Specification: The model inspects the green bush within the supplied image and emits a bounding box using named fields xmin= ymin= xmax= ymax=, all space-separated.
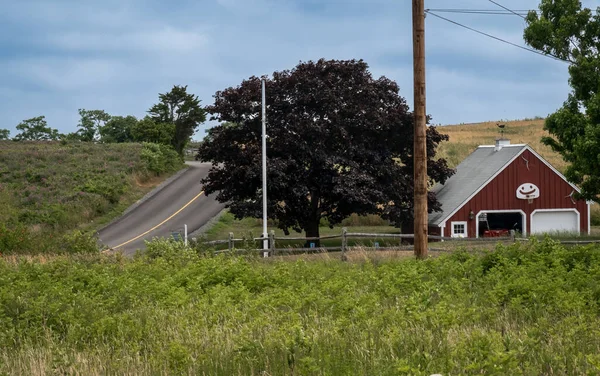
xmin=58 ymin=231 xmax=100 ymax=254
xmin=0 ymin=223 xmax=30 ymax=254
xmin=140 ymin=142 xmax=182 ymax=175
xmin=591 ymin=207 xmax=600 ymax=226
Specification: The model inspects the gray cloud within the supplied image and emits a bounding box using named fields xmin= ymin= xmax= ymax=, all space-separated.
xmin=1 ymin=0 xmax=598 ymax=138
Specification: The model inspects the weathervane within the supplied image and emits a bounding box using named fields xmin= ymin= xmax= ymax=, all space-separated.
xmin=497 ymin=123 xmax=506 ymax=138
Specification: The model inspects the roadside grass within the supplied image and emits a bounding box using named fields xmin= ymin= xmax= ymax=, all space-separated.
xmin=3 ymin=239 xmax=600 ymax=374
xmin=200 ymin=212 xmax=402 ymax=250
xmin=0 ymin=141 xmax=183 ymax=255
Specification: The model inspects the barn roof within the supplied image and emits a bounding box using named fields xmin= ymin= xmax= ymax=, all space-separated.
xmin=428 ymin=143 xmax=527 ymax=226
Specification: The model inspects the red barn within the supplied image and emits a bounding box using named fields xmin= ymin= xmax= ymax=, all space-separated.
xmin=429 ymin=139 xmax=590 ymax=238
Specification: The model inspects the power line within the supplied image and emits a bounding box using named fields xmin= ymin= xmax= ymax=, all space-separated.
xmin=427 ymin=8 xmax=532 ymax=15
xmin=487 ymin=0 xmax=579 ymax=56
xmin=424 ymin=10 xmax=571 ymax=63
xmin=427 ymin=8 xmax=598 ymax=15
xmin=487 ymin=0 xmax=527 ymax=19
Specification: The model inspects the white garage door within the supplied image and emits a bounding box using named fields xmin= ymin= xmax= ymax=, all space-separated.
xmin=531 ymin=210 xmax=579 ymax=234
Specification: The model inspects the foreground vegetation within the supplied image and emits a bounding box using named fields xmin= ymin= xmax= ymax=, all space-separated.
xmin=1 ymin=239 xmax=600 ymax=375
xmin=0 ymin=141 xmax=183 ymax=255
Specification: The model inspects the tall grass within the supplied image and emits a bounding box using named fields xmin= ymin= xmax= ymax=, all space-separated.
xmin=2 ymin=239 xmax=600 ymax=374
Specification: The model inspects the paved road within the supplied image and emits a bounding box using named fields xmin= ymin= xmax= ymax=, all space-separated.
xmin=97 ymin=162 xmax=225 ymax=256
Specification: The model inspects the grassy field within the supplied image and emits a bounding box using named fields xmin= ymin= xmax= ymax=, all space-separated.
xmin=436 ymin=118 xmax=557 ymax=169
xmin=3 ymin=239 xmax=600 ymax=375
xmin=201 ymin=212 xmax=403 ymax=250
xmin=0 ymin=141 xmax=183 ymax=255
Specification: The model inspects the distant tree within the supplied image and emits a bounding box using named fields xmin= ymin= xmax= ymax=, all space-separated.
xmin=131 ymin=116 xmax=175 ymax=145
xmin=60 ymin=132 xmax=82 ymax=141
xmin=148 ymin=85 xmax=206 ymax=156
xmin=14 ymin=116 xmax=60 ymax=141
xmin=99 ymin=115 xmax=137 ymax=143
xmin=77 ymin=109 xmax=111 ymax=142
xmin=524 ymin=0 xmax=600 ymax=200
xmin=197 ymin=59 xmax=453 ymax=244
xmin=0 ymin=129 xmax=9 ymax=140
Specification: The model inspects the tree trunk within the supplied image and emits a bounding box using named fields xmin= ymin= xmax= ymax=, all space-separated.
xmin=304 ymin=219 xmax=320 ymax=248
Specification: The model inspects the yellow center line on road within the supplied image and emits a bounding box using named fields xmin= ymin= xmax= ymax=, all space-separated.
xmin=112 ymin=190 xmax=205 ymax=250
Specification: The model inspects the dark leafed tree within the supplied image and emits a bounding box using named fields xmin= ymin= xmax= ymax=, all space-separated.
xmin=197 ymin=59 xmax=454 ymax=244
xmin=148 ymin=85 xmax=206 ymax=156
xmin=0 ymin=129 xmax=9 ymax=140
xmin=77 ymin=109 xmax=111 ymax=142
xmin=524 ymin=0 xmax=600 ymax=200
xmin=14 ymin=116 xmax=60 ymax=141
xmin=99 ymin=115 xmax=137 ymax=143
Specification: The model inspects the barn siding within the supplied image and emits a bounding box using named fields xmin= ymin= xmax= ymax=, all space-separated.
xmin=441 ymin=149 xmax=588 ymax=237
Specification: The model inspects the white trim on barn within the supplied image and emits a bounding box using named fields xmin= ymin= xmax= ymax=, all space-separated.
xmin=588 ymin=202 xmax=591 ymax=235
xmin=476 ymin=209 xmax=527 ymax=238
xmin=524 ymin=147 xmax=582 ymax=194
xmin=451 ymin=221 xmax=468 ymax=238
xmin=530 ymin=208 xmax=580 ymax=235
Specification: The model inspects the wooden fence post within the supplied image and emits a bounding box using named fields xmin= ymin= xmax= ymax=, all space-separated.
xmin=269 ymin=230 xmax=275 ymax=256
xmin=341 ymin=227 xmax=348 ymax=261
xmin=228 ymin=232 xmax=234 ymax=250
xmin=510 ymin=230 xmax=516 ymax=243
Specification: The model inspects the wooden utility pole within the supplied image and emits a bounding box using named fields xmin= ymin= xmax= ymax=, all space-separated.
xmin=412 ymin=0 xmax=428 ymax=259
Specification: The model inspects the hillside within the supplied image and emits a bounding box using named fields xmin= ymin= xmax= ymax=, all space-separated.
xmin=0 ymin=141 xmax=183 ymax=254
xmin=436 ymin=118 xmax=561 ymax=169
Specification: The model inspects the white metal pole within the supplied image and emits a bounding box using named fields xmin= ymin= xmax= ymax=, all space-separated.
xmin=261 ymin=79 xmax=268 ymax=257
xmin=184 ymin=224 xmax=188 ymax=246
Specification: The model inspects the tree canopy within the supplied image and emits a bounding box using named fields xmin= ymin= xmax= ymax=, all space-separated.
xmin=14 ymin=116 xmax=60 ymax=141
xmin=197 ymin=59 xmax=453 ymax=242
xmin=525 ymin=0 xmax=600 ymax=200
xmin=131 ymin=116 xmax=175 ymax=145
xmin=149 ymin=85 xmax=206 ymax=156
xmin=0 ymin=129 xmax=9 ymax=140
xmin=99 ymin=115 xmax=137 ymax=143
xmin=77 ymin=109 xmax=111 ymax=142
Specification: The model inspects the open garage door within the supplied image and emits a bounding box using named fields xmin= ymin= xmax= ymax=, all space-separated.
xmin=477 ymin=212 xmax=524 ymax=237
xmin=531 ymin=210 xmax=579 ymax=235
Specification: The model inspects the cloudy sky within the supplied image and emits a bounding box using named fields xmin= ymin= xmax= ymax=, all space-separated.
xmin=1 ymin=0 xmax=597 ymax=139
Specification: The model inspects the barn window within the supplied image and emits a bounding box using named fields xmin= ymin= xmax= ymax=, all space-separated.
xmin=451 ymin=221 xmax=468 ymax=237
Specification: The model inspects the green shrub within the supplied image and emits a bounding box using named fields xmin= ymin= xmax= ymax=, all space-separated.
xmin=140 ymin=142 xmax=183 ymax=175
xmin=0 ymin=223 xmax=30 ymax=254
xmin=340 ymin=213 xmax=389 ymax=226
xmin=58 ymin=231 xmax=100 ymax=254
xmin=2 ymin=240 xmax=600 ymax=374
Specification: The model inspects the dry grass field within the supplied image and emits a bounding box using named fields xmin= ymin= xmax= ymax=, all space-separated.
xmin=436 ymin=118 xmax=562 ymax=169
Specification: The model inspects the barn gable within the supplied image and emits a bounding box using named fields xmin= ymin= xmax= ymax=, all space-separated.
xmin=429 ymin=140 xmax=589 ymax=237
xmin=429 ymin=143 xmax=527 ymax=226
